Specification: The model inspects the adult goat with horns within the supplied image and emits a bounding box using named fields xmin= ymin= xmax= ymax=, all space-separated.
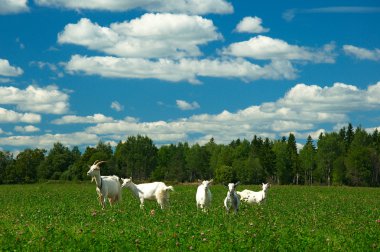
xmin=87 ymin=160 xmax=122 ymax=209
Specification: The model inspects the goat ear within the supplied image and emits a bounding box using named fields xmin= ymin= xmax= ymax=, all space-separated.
xmin=209 ymin=179 xmax=213 ymax=183
xmin=235 ymin=181 xmax=240 ymax=186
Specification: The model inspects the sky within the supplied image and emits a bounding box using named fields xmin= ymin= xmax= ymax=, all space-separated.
xmin=0 ymin=0 xmax=380 ymax=153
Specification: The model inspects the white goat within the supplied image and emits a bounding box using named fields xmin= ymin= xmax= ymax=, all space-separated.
xmin=121 ymin=178 xmax=174 ymax=210
xmin=224 ymin=182 xmax=240 ymax=214
xmin=87 ymin=160 xmax=122 ymax=209
xmin=237 ymin=183 xmax=270 ymax=204
xmin=196 ymin=180 xmax=213 ymax=212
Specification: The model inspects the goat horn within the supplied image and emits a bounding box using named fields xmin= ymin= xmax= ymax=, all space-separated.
xmin=93 ymin=160 xmax=99 ymax=165
xmin=96 ymin=160 xmax=106 ymax=166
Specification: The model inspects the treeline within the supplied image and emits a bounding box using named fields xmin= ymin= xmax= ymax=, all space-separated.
xmin=0 ymin=124 xmax=379 ymax=186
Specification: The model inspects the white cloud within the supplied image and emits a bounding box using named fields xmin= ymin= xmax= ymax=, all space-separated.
xmin=343 ymin=45 xmax=380 ymax=61
xmin=0 ymin=132 xmax=100 ymax=149
xmin=16 ymin=37 xmax=25 ymax=49
xmin=14 ymin=125 xmax=40 ymax=133
xmin=366 ymin=126 xmax=380 ymax=134
xmin=0 ymin=107 xmax=41 ymax=123
xmin=278 ymin=82 xmax=380 ymax=112
xmin=0 ymin=0 xmax=29 ymax=14
xmin=111 ymin=101 xmax=124 ymax=112
xmin=0 ymin=85 xmax=70 ymax=114
xmin=0 ymin=78 xmax=12 ymax=83
xmin=58 ymin=15 xmax=222 ymax=58
xmin=65 ymin=55 xmax=297 ymax=83
xmin=2 ymin=81 xmax=380 ymax=148
xmin=52 ymin=113 xmax=115 ymax=124
xmin=176 ymin=100 xmax=200 ymax=110
xmin=283 ymin=7 xmax=380 ymax=21
xmin=35 ymin=0 xmax=233 ymax=14
xmin=0 ymin=59 xmax=23 ymax=76
xmin=30 ymin=61 xmax=64 ymax=78
xmin=223 ymin=35 xmax=336 ymax=63
xmin=235 ymin=16 xmax=269 ymax=34
xmin=83 ymin=81 xmax=380 ymax=145
xmin=291 ymin=129 xmax=326 ymax=140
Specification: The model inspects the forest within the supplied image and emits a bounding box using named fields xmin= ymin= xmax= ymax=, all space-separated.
xmin=0 ymin=124 xmax=379 ymax=186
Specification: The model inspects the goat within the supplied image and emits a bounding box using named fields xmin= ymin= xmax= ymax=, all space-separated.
xmin=237 ymin=183 xmax=270 ymax=204
xmin=87 ymin=160 xmax=122 ymax=209
xmin=121 ymin=177 xmax=174 ymax=210
xmin=224 ymin=182 xmax=240 ymax=214
xmin=196 ymin=179 xmax=213 ymax=212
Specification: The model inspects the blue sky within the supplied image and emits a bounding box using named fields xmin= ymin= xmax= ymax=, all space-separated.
xmin=0 ymin=0 xmax=380 ymax=153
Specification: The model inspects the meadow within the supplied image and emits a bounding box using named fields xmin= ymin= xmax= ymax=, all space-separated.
xmin=0 ymin=183 xmax=379 ymax=251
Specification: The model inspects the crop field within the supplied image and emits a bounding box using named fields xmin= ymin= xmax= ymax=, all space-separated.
xmin=0 ymin=183 xmax=379 ymax=251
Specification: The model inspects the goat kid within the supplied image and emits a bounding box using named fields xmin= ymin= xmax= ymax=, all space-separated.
xmin=237 ymin=183 xmax=270 ymax=204
xmin=87 ymin=160 xmax=122 ymax=209
xmin=196 ymin=179 xmax=213 ymax=212
xmin=224 ymin=182 xmax=240 ymax=214
xmin=121 ymin=178 xmax=173 ymax=210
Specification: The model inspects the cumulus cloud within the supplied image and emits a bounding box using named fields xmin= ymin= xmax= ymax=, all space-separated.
xmin=65 ymin=54 xmax=297 ymax=83
xmin=343 ymin=45 xmax=380 ymax=61
xmin=0 ymin=59 xmax=23 ymax=77
xmin=277 ymin=82 xmax=380 ymax=112
xmin=58 ymin=15 xmax=222 ymax=59
xmin=35 ymin=0 xmax=233 ymax=14
xmin=0 ymin=107 xmax=41 ymax=123
xmin=176 ymin=100 xmax=200 ymax=110
xmin=111 ymin=101 xmax=124 ymax=112
xmin=52 ymin=113 xmax=115 ymax=124
xmin=3 ymin=81 xmax=380 ymax=149
xmin=235 ymin=16 xmax=269 ymax=34
xmin=82 ymin=81 xmax=380 ymax=145
xmin=0 ymin=0 xmax=29 ymax=14
xmin=223 ymin=35 xmax=336 ymax=63
xmin=0 ymin=85 xmax=70 ymax=114
xmin=14 ymin=125 xmax=40 ymax=133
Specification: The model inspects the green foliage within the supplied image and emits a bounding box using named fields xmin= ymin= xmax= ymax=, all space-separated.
xmin=345 ymin=128 xmax=372 ymax=186
xmin=0 ymin=184 xmax=379 ymax=251
xmin=37 ymin=142 xmax=78 ymax=180
xmin=186 ymin=143 xmax=212 ymax=181
xmin=1 ymin=124 xmax=380 ymax=186
xmin=273 ymin=140 xmax=291 ymax=184
xmin=299 ymin=135 xmax=316 ymax=185
xmin=7 ymin=149 xmax=45 ymax=183
xmin=0 ymin=151 xmax=13 ymax=184
xmin=116 ymin=135 xmax=157 ymax=180
xmin=316 ymin=132 xmax=345 ymax=185
xmin=215 ymin=165 xmax=233 ymax=184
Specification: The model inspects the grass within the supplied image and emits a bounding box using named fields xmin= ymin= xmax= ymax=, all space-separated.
xmin=0 ymin=183 xmax=379 ymax=251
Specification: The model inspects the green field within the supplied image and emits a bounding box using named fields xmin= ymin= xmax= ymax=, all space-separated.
xmin=0 ymin=183 xmax=379 ymax=251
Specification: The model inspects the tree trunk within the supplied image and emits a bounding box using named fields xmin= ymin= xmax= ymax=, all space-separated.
xmin=305 ymin=171 xmax=307 ymax=185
